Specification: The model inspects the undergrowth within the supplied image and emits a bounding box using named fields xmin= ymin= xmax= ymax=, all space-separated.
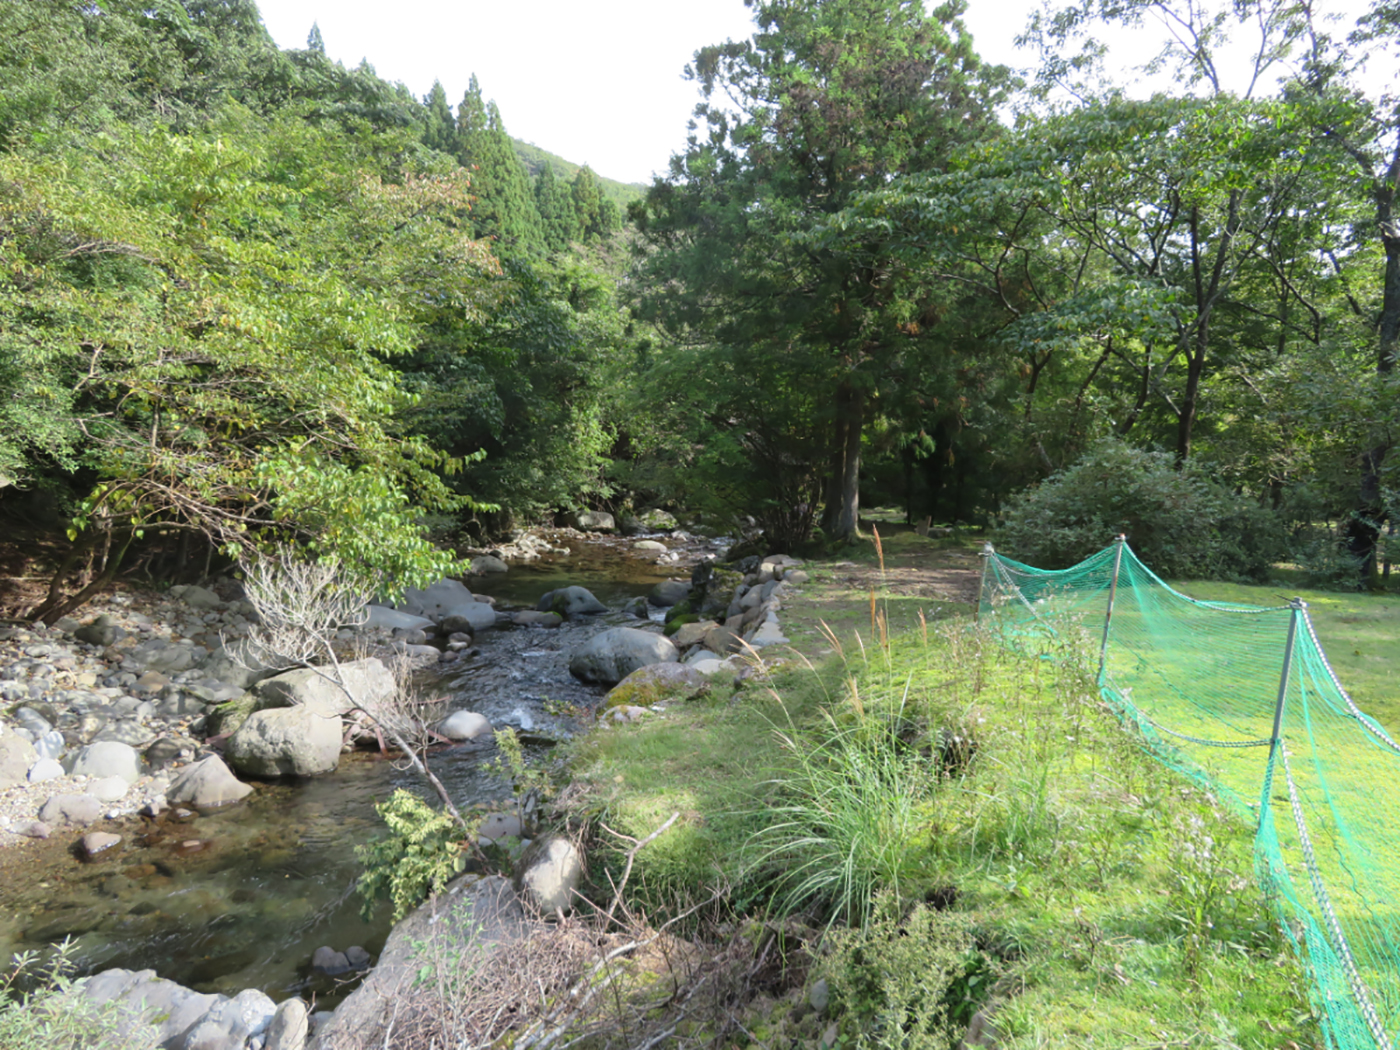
xmin=565 ymin=604 xmax=1322 ymax=1048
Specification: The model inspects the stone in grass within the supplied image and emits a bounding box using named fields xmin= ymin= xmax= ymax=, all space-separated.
xmin=513 ymin=835 xmax=582 ymax=914
xmin=478 ymin=812 xmax=523 ymax=844
xmin=598 ymin=705 xmax=649 ymax=726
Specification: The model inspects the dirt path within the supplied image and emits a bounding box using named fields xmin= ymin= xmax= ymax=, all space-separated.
xmin=774 ymin=524 xmax=984 ymax=661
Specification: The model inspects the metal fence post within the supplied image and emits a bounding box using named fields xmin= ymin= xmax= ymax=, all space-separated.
xmin=1096 ymin=535 xmax=1128 ymax=685
xmin=1259 ymin=597 xmax=1304 ymax=829
xmin=975 ymin=542 xmax=994 ymax=625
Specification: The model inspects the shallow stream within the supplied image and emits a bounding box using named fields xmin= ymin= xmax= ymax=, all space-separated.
xmin=0 ymin=538 xmax=696 ymax=1004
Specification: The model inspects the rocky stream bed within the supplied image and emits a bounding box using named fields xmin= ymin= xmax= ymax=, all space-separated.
xmin=0 ymin=524 xmax=810 ymax=1049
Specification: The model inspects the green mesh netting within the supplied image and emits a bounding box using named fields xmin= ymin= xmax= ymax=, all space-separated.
xmin=979 ymin=540 xmax=1400 ymax=1050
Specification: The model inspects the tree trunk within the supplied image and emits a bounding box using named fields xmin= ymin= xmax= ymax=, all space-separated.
xmin=820 ymin=416 xmax=848 ymax=535
xmin=831 ymin=383 xmax=863 ymax=540
xmin=1349 ymin=131 xmax=1399 ymax=588
xmin=35 ymin=529 xmax=136 ymax=625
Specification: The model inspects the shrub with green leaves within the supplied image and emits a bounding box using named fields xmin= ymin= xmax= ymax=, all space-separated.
xmin=997 ymin=438 xmax=1285 ymax=579
xmin=0 ymin=941 xmax=161 ymax=1050
xmin=356 ymin=790 xmax=476 ymax=921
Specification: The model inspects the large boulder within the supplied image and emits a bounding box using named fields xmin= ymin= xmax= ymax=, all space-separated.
xmin=468 ymin=554 xmax=509 ymax=574
xmin=394 ymin=578 xmax=474 ymax=622
xmin=537 ymin=586 xmax=607 ymax=619
xmin=566 ymin=510 xmax=615 ymax=532
xmin=569 ymin=628 xmax=678 ymax=684
xmin=648 ymin=580 xmax=691 ymax=607
xmin=310 ymin=876 xmax=529 ymax=1050
xmin=167 ymin=755 xmax=253 ymax=808
xmin=0 ymin=732 xmax=38 ymax=789
xmin=226 ymin=706 xmax=343 ymax=777
xmin=198 ymin=639 xmax=281 ymax=691
xmin=603 ymin=663 xmax=711 ymax=709
xmin=361 ymin=605 xmax=434 ymax=631
xmin=69 ymin=740 xmax=141 ymax=782
xmin=252 ymin=658 xmax=395 ymax=718
xmin=638 ymin=508 xmax=679 ymax=531
xmin=440 ymin=601 xmax=499 ymax=634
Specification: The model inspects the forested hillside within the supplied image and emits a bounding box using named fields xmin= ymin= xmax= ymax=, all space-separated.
xmin=1 ymin=0 xmax=1398 ymax=619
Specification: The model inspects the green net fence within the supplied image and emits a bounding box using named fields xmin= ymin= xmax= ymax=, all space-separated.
xmin=979 ymin=539 xmax=1400 ymax=1050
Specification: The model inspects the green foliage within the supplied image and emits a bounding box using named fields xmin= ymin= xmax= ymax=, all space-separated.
xmin=745 ymin=706 xmax=944 ymax=929
xmin=821 ymin=900 xmax=981 ymax=1050
xmin=997 ymin=439 xmax=1286 ymax=579
xmin=0 ymin=939 xmax=161 ymax=1050
xmin=356 ymin=789 xmax=474 ymax=922
xmin=456 ymin=76 xmax=544 ymax=256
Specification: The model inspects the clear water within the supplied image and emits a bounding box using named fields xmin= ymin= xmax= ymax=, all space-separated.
xmin=0 ymin=540 xmax=696 ymax=1002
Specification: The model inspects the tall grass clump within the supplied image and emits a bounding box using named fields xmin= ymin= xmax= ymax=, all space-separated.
xmin=745 ymin=700 xmax=944 ymax=929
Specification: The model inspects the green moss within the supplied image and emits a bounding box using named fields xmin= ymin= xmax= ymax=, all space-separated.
xmin=204 ymin=693 xmax=256 ymax=737
xmin=662 ymin=613 xmax=699 ymax=636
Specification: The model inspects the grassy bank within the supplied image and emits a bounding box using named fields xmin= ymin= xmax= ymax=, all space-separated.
xmin=563 ymin=557 xmax=1323 ymax=1048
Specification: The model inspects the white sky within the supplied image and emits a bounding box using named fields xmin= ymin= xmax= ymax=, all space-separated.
xmin=253 ymin=0 xmax=1395 ymax=186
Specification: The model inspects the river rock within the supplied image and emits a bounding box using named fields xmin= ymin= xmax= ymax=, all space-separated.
xmin=74 ymin=614 xmax=123 ymax=647
xmin=569 ymin=628 xmax=678 ymax=684
xmin=173 ymin=584 xmax=224 ymax=610
xmin=479 ymin=812 xmax=523 ymax=843
xmin=266 ymin=998 xmax=310 ymax=1050
xmin=82 ymin=831 xmax=122 ymax=857
xmin=27 ymin=757 xmax=65 ymax=782
xmin=440 ymin=601 xmax=499 ymax=633
xmin=703 ymin=625 xmax=744 ymax=656
xmin=672 ymin=620 xmax=718 ymax=648
xmin=253 ymin=658 xmax=395 ymax=718
xmin=167 ymin=754 xmax=253 ymax=808
xmin=311 ymin=876 xmax=529 ymax=1050
xmin=312 ymin=946 xmax=353 ymax=976
xmin=360 ymin=604 xmax=435 ymax=631
xmin=437 ymin=710 xmax=492 ymax=741
xmin=69 ymin=740 xmax=141 ymax=782
xmin=80 ymin=969 xmax=222 ymax=1047
xmin=226 ymin=705 xmax=343 ymax=777
xmin=198 ymin=638 xmax=281 ymax=691
xmin=567 ymin=510 xmax=615 ymax=532
xmin=395 ymin=578 xmax=474 ymax=621
xmin=511 ymin=610 xmax=563 ymax=628
xmin=604 ymin=662 xmax=710 ymax=709
xmin=38 ymin=792 xmax=103 ymax=826
xmin=513 ymin=835 xmax=582 ymax=914
xmin=91 ymin=719 xmax=157 ymax=748
xmin=124 ymin=638 xmax=199 ymax=675
xmin=633 ymin=539 xmax=667 ymax=552
xmin=622 ymin=596 xmax=649 ymax=618
xmin=88 ymin=775 xmax=130 ymax=802
xmin=469 ymin=554 xmax=509 ymax=574
xmin=0 ymin=732 xmax=38 ymax=789
xmin=145 ymin=735 xmax=197 ymax=771
xmin=639 ymin=508 xmax=679 ymax=531
xmin=648 ymin=580 xmax=691 ymax=607
xmin=537 ymin=586 xmax=607 ymax=619
xmin=17 ymin=820 xmax=50 ymax=838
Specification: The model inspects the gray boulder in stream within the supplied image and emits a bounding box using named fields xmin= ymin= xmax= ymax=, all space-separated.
xmin=537 ymin=586 xmax=607 ymax=619
xmin=252 ymin=658 xmax=394 ymax=717
xmin=167 ymin=754 xmax=253 ymax=808
xmin=226 ymin=705 xmax=343 ymax=777
xmin=569 ymin=628 xmax=678 ymax=684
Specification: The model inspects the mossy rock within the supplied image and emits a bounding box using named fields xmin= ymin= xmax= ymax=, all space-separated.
xmin=204 ymin=693 xmax=256 ymax=737
xmin=663 ymin=599 xmax=693 ymax=625
xmin=663 ymin=614 xmax=700 ymax=636
xmin=603 ymin=663 xmax=711 ymax=709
